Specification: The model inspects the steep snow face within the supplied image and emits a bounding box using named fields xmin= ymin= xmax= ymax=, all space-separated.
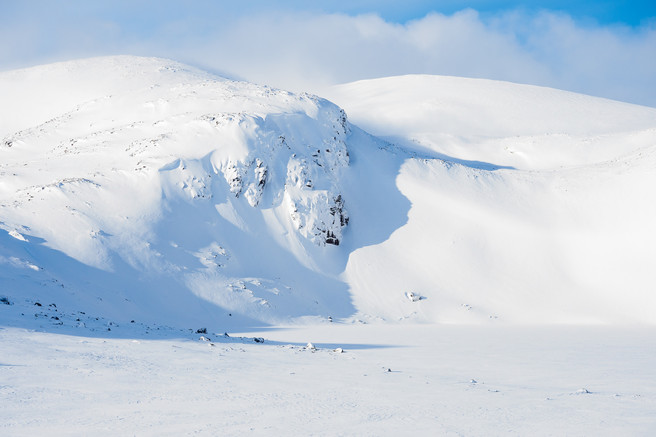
xmin=325 ymin=75 xmax=656 ymax=170
xmin=0 ymin=56 xmax=353 ymax=326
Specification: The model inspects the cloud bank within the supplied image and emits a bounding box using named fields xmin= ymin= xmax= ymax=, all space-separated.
xmin=1 ymin=5 xmax=655 ymax=106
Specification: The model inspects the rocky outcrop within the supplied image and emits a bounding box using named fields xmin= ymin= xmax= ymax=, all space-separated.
xmin=207 ymin=103 xmax=351 ymax=246
xmin=244 ymin=158 xmax=268 ymax=207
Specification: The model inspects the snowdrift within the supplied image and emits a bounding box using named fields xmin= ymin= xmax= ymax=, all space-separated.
xmin=1 ymin=57 xmax=655 ymax=329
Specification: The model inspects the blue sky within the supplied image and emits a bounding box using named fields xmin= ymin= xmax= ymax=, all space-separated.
xmin=253 ymin=1 xmax=656 ymax=26
xmin=1 ymin=1 xmax=655 ymax=106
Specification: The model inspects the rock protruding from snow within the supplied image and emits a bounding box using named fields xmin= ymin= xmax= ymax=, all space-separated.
xmin=244 ymin=158 xmax=268 ymax=207
xmin=204 ymin=103 xmax=351 ymax=246
xmin=223 ymin=161 xmax=245 ymax=198
xmin=287 ymin=191 xmax=349 ymax=246
xmin=279 ymin=106 xmax=350 ymax=246
xmin=405 ymin=291 xmax=422 ymax=302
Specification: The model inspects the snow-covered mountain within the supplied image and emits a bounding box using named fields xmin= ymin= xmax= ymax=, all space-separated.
xmin=2 ymin=56 xmax=655 ymax=330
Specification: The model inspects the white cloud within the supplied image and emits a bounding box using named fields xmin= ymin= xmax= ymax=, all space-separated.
xmin=2 ymin=6 xmax=655 ymax=106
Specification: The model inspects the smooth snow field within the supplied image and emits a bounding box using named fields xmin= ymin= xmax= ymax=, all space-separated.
xmin=2 ymin=57 xmax=656 ymax=435
xmin=2 ymin=322 xmax=656 ymax=436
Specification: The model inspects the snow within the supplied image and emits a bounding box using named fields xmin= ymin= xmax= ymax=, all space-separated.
xmin=2 ymin=56 xmax=656 ymax=434
xmin=3 ymin=57 xmax=655 ymax=325
xmin=327 ymin=75 xmax=656 ymax=325
xmin=2 ymin=319 xmax=656 ymax=435
xmin=0 ymin=56 xmax=354 ymax=326
xmin=324 ymin=74 xmax=656 ymax=171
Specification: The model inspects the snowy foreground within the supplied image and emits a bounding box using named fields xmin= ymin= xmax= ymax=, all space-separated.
xmin=2 ymin=321 xmax=656 ymax=436
xmin=2 ymin=56 xmax=656 ymax=434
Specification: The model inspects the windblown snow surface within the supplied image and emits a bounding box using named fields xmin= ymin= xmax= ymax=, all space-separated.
xmin=1 ymin=57 xmax=656 ymax=435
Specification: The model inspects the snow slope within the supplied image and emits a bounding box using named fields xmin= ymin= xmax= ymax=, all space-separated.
xmin=327 ymin=75 xmax=656 ymax=324
xmin=2 ymin=58 xmax=656 ymax=329
xmin=325 ymin=74 xmax=656 ymax=170
xmin=0 ymin=56 xmax=360 ymax=329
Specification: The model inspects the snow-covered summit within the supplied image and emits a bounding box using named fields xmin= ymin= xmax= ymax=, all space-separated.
xmin=0 ymin=56 xmax=213 ymax=137
xmin=1 ymin=56 xmax=354 ymax=327
xmin=325 ymin=74 xmax=656 ymax=170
